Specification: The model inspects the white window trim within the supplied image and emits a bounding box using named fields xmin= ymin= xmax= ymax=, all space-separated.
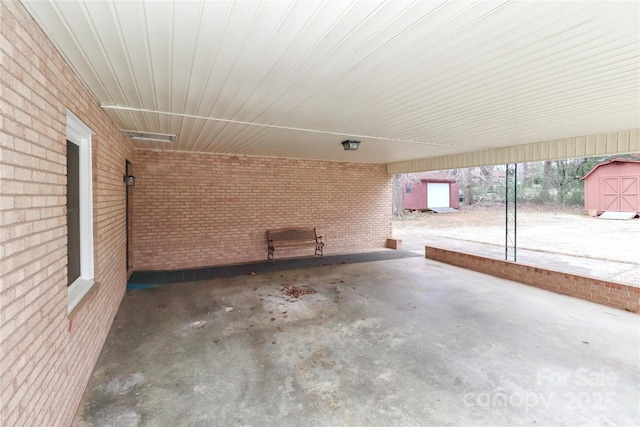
xmin=67 ymin=111 xmax=95 ymax=314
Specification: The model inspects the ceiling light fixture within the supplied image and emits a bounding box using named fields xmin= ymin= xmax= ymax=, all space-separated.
xmin=341 ymin=140 xmax=361 ymax=151
xmin=122 ymin=130 xmax=176 ymax=143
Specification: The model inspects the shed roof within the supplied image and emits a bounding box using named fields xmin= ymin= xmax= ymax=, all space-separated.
xmin=413 ymin=172 xmax=457 ymax=183
xmin=580 ymin=158 xmax=640 ymax=180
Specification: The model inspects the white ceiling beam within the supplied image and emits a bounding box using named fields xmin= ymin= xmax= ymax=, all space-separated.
xmin=388 ymin=129 xmax=640 ymax=174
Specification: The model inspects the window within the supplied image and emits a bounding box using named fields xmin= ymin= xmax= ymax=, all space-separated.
xmin=66 ymin=111 xmax=94 ymax=313
xmin=67 ymin=140 xmax=80 ymax=284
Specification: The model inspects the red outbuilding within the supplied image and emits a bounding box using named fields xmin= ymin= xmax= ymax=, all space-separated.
xmin=580 ymin=158 xmax=640 ymax=215
xmin=403 ymin=172 xmax=460 ymax=211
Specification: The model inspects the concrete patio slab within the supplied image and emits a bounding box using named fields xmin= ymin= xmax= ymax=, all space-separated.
xmin=73 ymin=257 xmax=640 ymax=426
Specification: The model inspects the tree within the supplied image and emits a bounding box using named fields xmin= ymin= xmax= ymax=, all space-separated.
xmin=546 ymin=157 xmax=605 ymax=206
xmin=451 ymin=166 xmax=502 ymax=205
xmin=517 ymin=157 xmax=613 ymax=206
xmin=392 ymin=174 xmax=420 ymax=217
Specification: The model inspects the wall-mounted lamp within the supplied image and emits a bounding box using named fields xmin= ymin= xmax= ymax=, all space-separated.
xmin=341 ymin=140 xmax=361 ymax=151
xmin=123 ymin=174 xmax=135 ymax=186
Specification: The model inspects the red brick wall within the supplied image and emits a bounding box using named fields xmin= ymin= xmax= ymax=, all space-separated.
xmin=425 ymin=246 xmax=640 ymax=313
xmin=1 ymin=2 xmax=133 ymax=426
xmin=131 ymin=150 xmax=392 ymax=270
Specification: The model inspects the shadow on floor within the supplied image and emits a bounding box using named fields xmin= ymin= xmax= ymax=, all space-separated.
xmin=128 ymin=250 xmax=422 ymax=289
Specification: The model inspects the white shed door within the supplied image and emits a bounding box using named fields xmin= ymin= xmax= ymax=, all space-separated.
xmin=427 ymin=183 xmax=450 ymax=207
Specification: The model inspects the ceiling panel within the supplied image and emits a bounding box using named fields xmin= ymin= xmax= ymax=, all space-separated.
xmin=23 ymin=0 xmax=640 ymax=166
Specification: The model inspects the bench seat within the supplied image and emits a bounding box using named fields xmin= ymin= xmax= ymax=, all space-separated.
xmin=267 ymin=228 xmax=324 ymax=260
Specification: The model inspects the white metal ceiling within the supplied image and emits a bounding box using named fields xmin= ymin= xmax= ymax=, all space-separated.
xmin=23 ymin=0 xmax=640 ymax=168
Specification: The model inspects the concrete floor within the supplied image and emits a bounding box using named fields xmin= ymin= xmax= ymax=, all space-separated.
xmin=73 ymin=257 xmax=640 ymax=426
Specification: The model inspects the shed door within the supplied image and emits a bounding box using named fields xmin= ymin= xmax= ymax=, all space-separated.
xmin=620 ymin=176 xmax=639 ymax=211
xmin=601 ymin=176 xmax=639 ymax=211
xmin=427 ymin=183 xmax=450 ymax=207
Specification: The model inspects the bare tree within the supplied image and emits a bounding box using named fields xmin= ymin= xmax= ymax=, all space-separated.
xmin=392 ymin=174 xmax=420 ymax=217
xmin=452 ymin=166 xmax=502 ymax=205
xmin=547 ymin=158 xmax=598 ymax=206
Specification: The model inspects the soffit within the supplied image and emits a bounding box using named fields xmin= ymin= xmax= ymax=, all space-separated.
xmin=23 ymin=1 xmax=640 ymax=166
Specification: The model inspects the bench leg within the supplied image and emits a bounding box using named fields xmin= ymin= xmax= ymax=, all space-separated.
xmin=268 ymin=246 xmax=274 ymax=261
xmin=315 ymin=244 xmax=323 ymax=257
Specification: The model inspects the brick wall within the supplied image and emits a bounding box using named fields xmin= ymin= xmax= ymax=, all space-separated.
xmin=1 ymin=2 xmax=133 ymax=426
xmin=132 ymin=150 xmax=392 ymax=270
xmin=425 ymin=246 xmax=640 ymax=313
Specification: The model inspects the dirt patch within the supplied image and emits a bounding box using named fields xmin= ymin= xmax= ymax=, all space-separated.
xmin=393 ymin=206 xmax=640 ymax=265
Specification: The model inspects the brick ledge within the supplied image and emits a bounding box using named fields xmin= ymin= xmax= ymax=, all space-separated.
xmin=425 ymin=245 xmax=639 ymax=314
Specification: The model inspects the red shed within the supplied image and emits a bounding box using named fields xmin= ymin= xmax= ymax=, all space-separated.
xmin=403 ymin=172 xmax=460 ymax=211
xmin=580 ymin=158 xmax=640 ymax=215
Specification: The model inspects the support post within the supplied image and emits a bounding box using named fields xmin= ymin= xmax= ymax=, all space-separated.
xmin=505 ymin=164 xmax=517 ymax=261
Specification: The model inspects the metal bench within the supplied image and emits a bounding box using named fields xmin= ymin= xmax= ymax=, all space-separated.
xmin=267 ymin=228 xmax=324 ymax=260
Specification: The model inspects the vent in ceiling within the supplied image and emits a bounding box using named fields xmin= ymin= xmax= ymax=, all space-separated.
xmin=122 ymin=130 xmax=175 ymax=143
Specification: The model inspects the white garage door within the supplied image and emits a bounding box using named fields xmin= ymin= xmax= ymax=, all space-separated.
xmin=427 ymin=183 xmax=450 ymax=207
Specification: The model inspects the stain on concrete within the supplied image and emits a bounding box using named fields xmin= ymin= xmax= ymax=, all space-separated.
xmin=94 ymin=373 xmax=144 ymax=396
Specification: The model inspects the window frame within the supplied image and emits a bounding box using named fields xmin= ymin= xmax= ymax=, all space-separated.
xmin=66 ymin=111 xmax=95 ymax=313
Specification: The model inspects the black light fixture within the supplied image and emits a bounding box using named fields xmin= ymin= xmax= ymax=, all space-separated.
xmin=123 ymin=174 xmax=135 ymax=186
xmin=341 ymin=139 xmax=361 ymax=151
